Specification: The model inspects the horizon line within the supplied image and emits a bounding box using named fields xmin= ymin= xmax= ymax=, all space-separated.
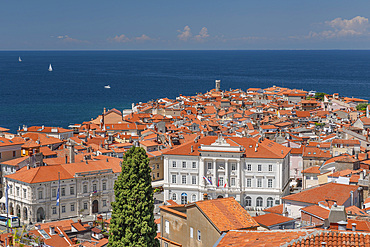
xmin=2 ymin=49 xmax=370 ymax=52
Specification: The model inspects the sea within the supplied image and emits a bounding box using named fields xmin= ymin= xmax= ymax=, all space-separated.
xmin=1 ymin=50 xmax=370 ymax=133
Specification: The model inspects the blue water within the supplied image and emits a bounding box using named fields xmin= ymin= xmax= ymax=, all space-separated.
xmin=1 ymin=50 xmax=370 ymax=132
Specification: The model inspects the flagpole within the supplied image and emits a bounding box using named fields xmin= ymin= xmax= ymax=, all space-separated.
xmin=58 ymin=172 xmax=60 ymax=220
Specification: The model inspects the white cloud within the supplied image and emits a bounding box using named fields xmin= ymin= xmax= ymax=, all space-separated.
xmin=177 ymin=26 xmax=192 ymax=41
xmin=108 ymin=34 xmax=154 ymax=43
xmin=109 ymin=34 xmax=130 ymax=43
xmin=292 ymin=16 xmax=370 ymax=40
xmin=54 ymin=35 xmax=88 ymax=44
xmin=194 ymin=27 xmax=210 ymax=42
xmin=135 ymin=34 xmax=153 ymax=41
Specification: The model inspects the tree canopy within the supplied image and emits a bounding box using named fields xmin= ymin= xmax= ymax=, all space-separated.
xmin=356 ymin=103 xmax=369 ymax=111
xmin=109 ymin=146 xmax=159 ymax=247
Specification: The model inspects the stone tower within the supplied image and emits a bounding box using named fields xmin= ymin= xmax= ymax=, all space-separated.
xmin=215 ymin=80 xmax=221 ymax=92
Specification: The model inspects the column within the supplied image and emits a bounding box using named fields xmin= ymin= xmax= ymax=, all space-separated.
xmin=237 ymin=160 xmax=241 ymax=189
xmin=164 ymin=157 xmax=169 ymax=185
xmin=199 ymin=158 xmax=205 ymax=189
xmin=213 ymin=159 xmax=217 ymax=186
xmin=225 ymin=160 xmax=229 ymax=189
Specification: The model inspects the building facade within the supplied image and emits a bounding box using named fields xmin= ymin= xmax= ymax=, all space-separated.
xmin=4 ymin=157 xmax=121 ymax=224
xmin=163 ymin=135 xmax=291 ymax=209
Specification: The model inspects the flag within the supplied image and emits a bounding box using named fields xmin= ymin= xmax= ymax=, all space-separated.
xmin=56 ymin=187 xmax=60 ymax=206
xmin=203 ymin=176 xmax=212 ymax=185
xmin=217 ymin=178 xmax=220 ymax=187
xmin=5 ymin=184 xmax=9 ymax=215
xmin=224 ymin=179 xmax=228 ymax=188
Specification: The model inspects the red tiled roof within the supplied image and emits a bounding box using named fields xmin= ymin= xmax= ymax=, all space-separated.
xmin=282 ymin=183 xmax=359 ymax=205
xmin=263 ymin=204 xmax=284 ymax=214
xmin=195 ymin=197 xmax=259 ymax=232
xmin=253 ymin=213 xmax=294 ymax=227
xmin=300 ymin=205 xmax=329 ymax=220
xmin=302 ymin=166 xmax=320 ymax=174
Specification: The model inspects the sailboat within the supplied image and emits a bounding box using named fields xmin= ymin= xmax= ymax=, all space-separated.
xmin=48 ymin=64 xmax=53 ymax=72
xmin=104 ymin=85 xmax=111 ymax=89
xmin=18 ymin=57 xmax=22 ymax=62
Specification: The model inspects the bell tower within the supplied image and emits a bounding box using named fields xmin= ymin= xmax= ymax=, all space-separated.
xmin=215 ymin=80 xmax=221 ymax=92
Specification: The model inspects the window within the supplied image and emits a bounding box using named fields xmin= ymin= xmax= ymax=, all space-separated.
xmin=23 ymin=189 xmax=26 ymax=198
xmin=181 ymin=193 xmax=187 ymax=204
xmin=172 ymin=161 xmax=176 ymax=168
xmin=165 ymin=220 xmax=169 ymax=234
xmin=247 ymin=164 xmax=251 ymax=171
xmin=231 ymin=163 xmax=236 ymax=171
xmin=219 ymin=177 xmax=224 ymax=187
xmin=164 ymin=243 xmax=168 ymax=247
xmin=61 ymin=188 xmax=65 ymax=196
xmin=83 ymin=184 xmax=87 ymax=193
xmin=257 ymin=178 xmax=262 ymax=188
xmin=0 ymin=152 xmax=1 ymax=158
xmin=192 ymin=162 xmax=196 ymax=168
xmin=267 ymin=197 xmax=274 ymax=208
xmin=182 ymin=175 xmax=187 ymax=184
xmin=70 ymin=186 xmax=75 ymax=195
xmin=38 ymin=190 xmax=42 ymax=199
xmin=103 ymin=200 xmax=107 ymax=207
xmin=102 ymin=182 xmax=107 ymax=191
xmin=172 ymin=175 xmax=177 ymax=184
xmin=245 ymin=196 xmax=252 ymax=206
xmin=258 ymin=164 xmax=262 ymax=171
xmin=157 ymin=173 xmax=159 ymax=178
xmin=192 ymin=176 xmax=196 ymax=185
xmin=268 ymin=179 xmax=273 ymax=188
xmin=9 ymin=185 xmax=12 ymax=195
xmin=269 ymin=164 xmax=273 ymax=172
xmin=62 ymin=205 xmax=66 ymax=213
xmin=17 ymin=187 xmax=20 ymax=197
xmin=93 ymin=183 xmax=97 ymax=192
xmin=256 ymin=197 xmax=263 ymax=207
xmin=13 ymin=151 xmax=16 ymax=157
xmin=182 ymin=161 xmax=186 ymax=168
xmin=231 ymin=178 xmax=236 ymax=186
xmin=83 ymin=202 xmax=88 ymax=210
xmin=157 ymin=164 xmax=159 ymax=169
xmin=247 ymin=178 xmax=251 ymax=187
xmin=191 ymin=194 xmax=196 ymax=202
xmin=172 ymin=193 xmax=177 ymax=201
xmin=190 ymin=227 xmax=194 ymax=238
xmin=207 ymin=162 xmax=212 ymax=170
xmin=197 ymin=230 xmax=201 ymax=241
xmin=71 ymin=204 xmax=75 ymax=212
xmin=52 ymin=188 xmax=56 ymax=198
xmin=52 ymin=207 xmax=57 ymax=215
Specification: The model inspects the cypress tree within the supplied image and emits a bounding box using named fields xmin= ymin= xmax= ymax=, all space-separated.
xmin=109 ymin=146 xmax=159 ymax=247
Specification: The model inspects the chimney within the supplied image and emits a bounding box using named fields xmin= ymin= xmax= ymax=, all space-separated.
xmin=27 ymin=164 xmax=30 ymax=170
xmin=350 ymin=191 xmax=354 ymax=206
xmin=338 ymin=221 xmax=347 ymax=231
xmin=49 ymin=225 xmax=55 ymax=235
xmin=255 ymin=143 xmax=258 ymax=152
xmin=203 ymin=193 xmax=208 ymax=200
xmin=191 ymin=146 xmax=193 ymax=153
xmin=352 ymin=223 xmax=357 ymax=231
xmin=35 ymin=224 xmax=41 ymax=230
xmin=106 ymin=158 xmax=108 ymax=162
xmin=65 ymin=155 xmax=68 ymax=164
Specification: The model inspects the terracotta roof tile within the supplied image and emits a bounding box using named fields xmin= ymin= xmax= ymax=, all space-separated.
xmin=253 ymin=213 xmax=295 ymax=227
xmin=195 ymin=197 xmax=259 ymax=232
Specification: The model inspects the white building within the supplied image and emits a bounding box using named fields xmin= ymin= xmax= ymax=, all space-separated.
xmin=4 ymin=157 xmax=121 ymax=223
xmin=163 ymin=135 xmax=291 ymax=209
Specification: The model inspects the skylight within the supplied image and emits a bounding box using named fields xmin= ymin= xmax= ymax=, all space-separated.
xmin=38 ymin=229 xmax=50 ymax=239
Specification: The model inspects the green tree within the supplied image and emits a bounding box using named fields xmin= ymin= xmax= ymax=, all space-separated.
xmin=356 ymin=103 xmax=369 ymax=111
xmin=314 ymin=92 xmax=328 ymax=101
xmin=109 ymin=146 xmax=159 ymax=247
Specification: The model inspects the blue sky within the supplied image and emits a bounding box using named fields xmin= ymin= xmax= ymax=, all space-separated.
xmin=1 ymin=1 xmax=370 ymax=50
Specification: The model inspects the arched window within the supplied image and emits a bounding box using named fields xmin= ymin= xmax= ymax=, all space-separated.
xmin=256 ymin=197 xmax=263 ymax=207
xmin=245 ymin=196 xmax=252 ymax=207
xmin=267 ymin=197 xmax=274 ymax=208
xmin=172 ymin=193 xmax=177 ymax=201
xmin=181 ymin=193 xmax=188 ymax=204
xmin=191 ymin=194 xmax=196 ymax=202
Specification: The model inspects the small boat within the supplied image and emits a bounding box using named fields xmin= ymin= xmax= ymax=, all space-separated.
xmin=104 ymin=85 xmax=111 ymax=89
xmin=48 ymin=64 xmax=53 ymax=72
xmin=18 ymin=57 xmax=22 ymax=62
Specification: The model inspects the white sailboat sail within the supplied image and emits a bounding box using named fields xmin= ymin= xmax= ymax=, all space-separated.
xmin=18 ymin=57 xmax=22 ymax=62
xmin=48 ymin=64 xmax=53 ymax=72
